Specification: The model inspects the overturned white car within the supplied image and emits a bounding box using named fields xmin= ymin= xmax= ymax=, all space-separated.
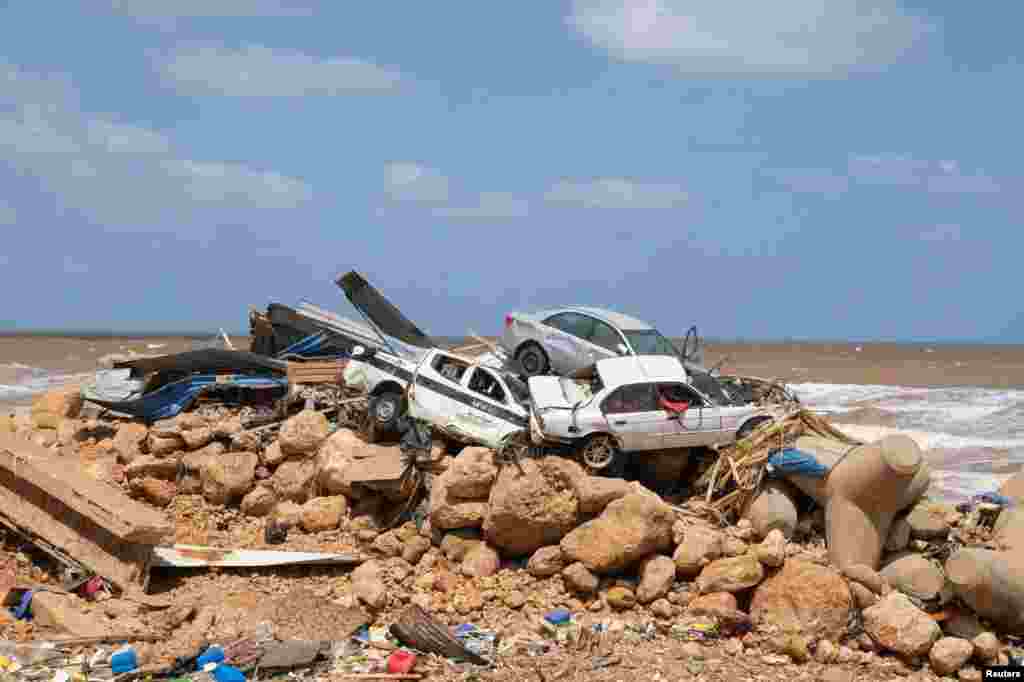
xmin=528 ymin=355 xmax=775 ymax=474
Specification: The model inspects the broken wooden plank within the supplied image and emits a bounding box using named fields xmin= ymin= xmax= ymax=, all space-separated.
xmin=151 ymin=545 xmax=364 ymax=568
xmin=0 ymin=434 xmax=171 ymax=593
xmin=287 ymin=360 xmax=346 ymax=385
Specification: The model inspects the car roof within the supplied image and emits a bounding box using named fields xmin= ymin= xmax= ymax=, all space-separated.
xmin=529 ymin=307 xmax=654 ymax=331
xmin=595 ymin=355 xmax=687 ymax=386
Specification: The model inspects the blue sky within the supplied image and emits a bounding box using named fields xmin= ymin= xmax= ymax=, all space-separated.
xmin=0 ymin=1 xmax=1020 ymax=341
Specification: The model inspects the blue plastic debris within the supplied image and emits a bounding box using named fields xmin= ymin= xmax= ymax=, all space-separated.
xmin=12 ymin=590 xmax=32 ymax=621
xmin=197 ymin=646 xmax=225 ymax=670
xmin=766 ymin=448 xmax=829 ymax=478
xmin=970 ymin=492 xmax=1014 ymax=508
xmin=110 ymin=647 xmax=138 ymax=674
xmin=544 ymin=609 xmax=571 ymax=625
xmin=213 ymin=664 xmax=245 ymax=682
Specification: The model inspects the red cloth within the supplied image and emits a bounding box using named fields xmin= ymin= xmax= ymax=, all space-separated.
xmin=659 ymin=396 xmax=690 ymax=413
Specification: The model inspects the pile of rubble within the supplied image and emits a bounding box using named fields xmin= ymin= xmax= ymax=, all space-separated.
xmin=0 ymin=375 xmax=1022 ymax=681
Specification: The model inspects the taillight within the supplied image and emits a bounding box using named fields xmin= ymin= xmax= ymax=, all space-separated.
xmin=505 ymin=314 xmax=513 ymax=328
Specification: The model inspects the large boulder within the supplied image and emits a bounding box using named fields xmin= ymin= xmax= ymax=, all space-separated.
xmin=563 ymin=562 xmax=599 ymax=595
xmin=125 ymin=454 xmax=180 ymax=481
xmin=129 ymin=477 xmax=176 ymax=507
xmin=929 ymin=637 xmax=973 ymax=676
xmin=572 ymin=476 xmax=633 ymax=515
xmin=271 ymin=458 xmax=318 ymax=503
xmin=696 ymin=554 xmax=765 ymax=594
xmin=181 ymin=427 xmax=213 ymax=451
xmin=527 ymin=546 xmax=566 ymax=577
xmin=278 ymin=409 xmax=330 ymax=457
xmin=430 ymin=471 xmax=489 ymax=530
xmin=484 ymin=458 xmax=579 ymax=556
xmin=201 ymin=451 xmax=257 ymax=505
xmin=905 ymin=503 xmax=950 ymax=541
xmin=560 ymin=493 xmax=674 ymax=573
xmin=148 ymin=433 xmax=184 ymax=457
xmin=445 ymin=447 xmax=498 ymax=499
xmin=316 ymin=429 xmax=378 ymax=497
xmin=750 ymin=560 xmax=852 ymax=642
xmin=300 ymin=496 xmax=348 ymax=532
xmin=862 ymin=593 xmax=941 ymax=658
xmin=637 ymin=555 xmax=676 ymax=604
xmin=880 ymin=555 xmax=946 ymax=603
xmin=673 ymin=526 xmax=724 ymax=578
xmin=241 ymin=487 xmax=278 ymax=517
xmin=352 ymin=561 xmax=387 ymax=609
xmin=30 ymin=385 xmax=82 ymax=429
xmin=461 ymin=543 xmax=500 ymax=578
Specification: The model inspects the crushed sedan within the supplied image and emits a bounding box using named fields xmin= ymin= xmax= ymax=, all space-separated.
xmin=527 ymin=355 xmax=777 ymax=474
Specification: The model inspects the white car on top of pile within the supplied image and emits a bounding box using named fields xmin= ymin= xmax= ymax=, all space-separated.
xmin=528 ymin=355 xmax=775 ymax=474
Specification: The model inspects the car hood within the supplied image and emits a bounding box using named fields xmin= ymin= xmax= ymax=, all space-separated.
xmin=335 ymin=270 xmax=436 ymax=351
xmin=528 ymin=376 xmax=594 ymax=410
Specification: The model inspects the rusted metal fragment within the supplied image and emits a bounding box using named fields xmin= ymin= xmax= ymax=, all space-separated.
xmin=391 ymin=605 xmax=490 ymax=666
xmin=0 ymin=434 xmax=170 ymax=593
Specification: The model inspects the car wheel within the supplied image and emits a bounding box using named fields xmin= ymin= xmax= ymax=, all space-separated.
xmin=578 ymin=434 xmax=623 ymax=476
xmin=365 ymin=391 xmax=403 ymax=443
xmin=516 ymin=343 xmax=550 ymax=377
xmin=737 ymin=415 xmax=773 ymax=441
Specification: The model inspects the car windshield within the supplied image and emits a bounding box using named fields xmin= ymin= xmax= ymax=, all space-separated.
xmin=623 ymin=329 xmax=678 ymax=356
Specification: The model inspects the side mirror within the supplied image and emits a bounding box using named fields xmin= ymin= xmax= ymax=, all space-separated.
xmin=616 ymin=343 xmax=629 ymax=356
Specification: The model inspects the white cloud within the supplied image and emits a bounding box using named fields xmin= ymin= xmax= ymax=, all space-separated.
xmin=545 ymin=177 xmax=688 ymax=209
xmin=156 ymin=45 xmax=403 ymax=97
xmin=434 ymin=192 xmax=531 ymax=219
xmin=107 ymin=0 xmax=312 ymax=20
xmin=849 ymin=154 xmax=1001 ymax=193
xmin=0 ymin=61 xmax=312 ymax=225
xmin=384 ymin=162 xmax=450 ymax=203
xmin=568 ymin=0 xmax=932 ymax=76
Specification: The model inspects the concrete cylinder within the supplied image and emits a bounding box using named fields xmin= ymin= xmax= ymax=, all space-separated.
xmin=946 ymin=548 xmax=1024 ymax=633
xmin=744 ymin=480 xmax=800 ymax=539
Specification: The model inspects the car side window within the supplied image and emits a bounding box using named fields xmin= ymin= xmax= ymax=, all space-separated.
xmin=589 ymin=320 xmax=622 ymax=352
xmin=468 ymin=368 xmax=507 ymax=404
xmin=655 ymin=383 xmax=705 ymax=409
xmin=601 ymin=383 xmax=657 ymax=414
xmin=431 ymin=353 xmax=470 ymax=383
xmin=544 ymin=312 xmax=595 ymax=340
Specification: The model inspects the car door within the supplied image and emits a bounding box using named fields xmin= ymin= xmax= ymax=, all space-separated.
xmin=655 ymin=382 xmax=720 ymax=448
xmin=412 ymin=351 xmax=470 ymax=423
xmin=459 ymin=367 xmax=526 ymax=446
xmin=583 ymin=318 xmax=627 ymax=365
xmin=601 ymin=383 xmax=664 ymax=451
xmin=540 ymin=312 xmax=595 ymax=373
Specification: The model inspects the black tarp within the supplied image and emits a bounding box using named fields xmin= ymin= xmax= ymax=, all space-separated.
xmin=115 ymin=349 xmax=287 ymax=375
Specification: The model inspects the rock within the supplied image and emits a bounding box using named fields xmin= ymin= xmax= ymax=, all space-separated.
xmin=315 ymin=429 xmax=376 ymax=497
xmin=606 ymin=586 xmax=636 ymax=610
xmin=352 ymin=561 xmax=388 ymax=609
xmin=213 ymin=416 xmax=243 ymax=438
xmin=862 ymin=592 xmax=941 ymax=658
xmin=688 ymin=591 xmax=738 ymax=619
xmin=673 ymin=527 xmax=723 ymax=578
xmin=959 ymin=667 xmax=982 ymax=681
xmin=201 ymin=451 xmax=257 ymax=505
xmin=528 ymin=546 xmax=566 ymax=577
xmin=886 ymin=517 xmax=912 ymax=552
xmin=572 ymin=475 xmax=633 ymax=514
xmin=56 ymin=418 xmax=85 ymax=446
xmin=942 ymin=610 xmax=984 ymax=640
xmin=561 ymin=493 xmax=674 ymax=573
xmin=30 ymin=385 xmax=83 ymax=428
xmin=562 ymin=562 xmax=599 ymax=595
xmin=637 ymin=555 xmax=676 ymax=604
xmin=241 ymin=487 xmax=277 ymax=517
xmin=504 ymin=590 xmax=526 ymax=609
xmin=373 ymin=531 xmax=404 ymax=557
xmin=445 ymin=447 xmax=498 ymax=499
xmin=129 ymin=477 xmax=176 ymax=507
xmin=32 ymin=429 xmax=57 ymax=448
xmin=906 ymin=503 xmax=951 ymax=541
xmin=273 ymin=501 xmax=303 ymax=528
xmin=881 ymin=555 xmax=945 ymax=602
xmin=461 ymin=544 xmax=500 ymax=578
xmin=178 ymin=446 xmax=220 ymax=494
xmin=850 ymin=582 xmax=879 ymax=609
xmin=843 ymin=564 xmax=888 ymax=596
xmin=814 ymin=640 xmax=838 ymax=663
xmin=972 ymin=632 xmax=999 ymax=663
xmin=270 ymin=458 xmax=317 ymax=503
xmin=31 ymin=592 xmax=106 ymax=636
xmin=149 ymin=419 xmax=181 ymax=438
xmin=755 ymin=529 xmax=786 ymax=567
xmin=722 ymin=537 xmax=749 ymax=557
xmin=278 ymin=409 xmax=330 ymax=456
xmin=113 ymin=422 xmax=148 ymax=462
xmin=750 ymin=560 xmax=853 ymax=642
xmin=650 ymin=598 xmax=675 ymax=619
xmin=429 ymin=468 xmax=489 ymax=530
xmin=484 ymin=458 xmax=579 ymax=556
xmin=181 ymin=427 xmax=213 ymax=451
xmin=263 ymin=441 xmax=287 ymax=467
xmin=148 ymin=433 xmax=184 ymax=456
xmin=300 ymin=496 xmax=348 ymax=532
xmin=126 ymin=454 xmax=180 ymax=481
xmin=930 ymin=637 xmax=973 ymax=676
xmin=696 ymin=554 xmax=765 ymax=594
xmin=402 ymin=536 xmax=432 ymax=565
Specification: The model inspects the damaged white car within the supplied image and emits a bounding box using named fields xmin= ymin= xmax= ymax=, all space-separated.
xmin=528 ymin=355 xmax=776 ymax=474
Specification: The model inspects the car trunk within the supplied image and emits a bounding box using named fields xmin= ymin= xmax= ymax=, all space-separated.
xmin=528 ymin=376 xmax=594 ymax=410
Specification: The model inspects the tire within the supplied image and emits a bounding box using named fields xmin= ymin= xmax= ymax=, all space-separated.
xmin=737 ymin=415 xmax=773 ymax=441
xmin=366 ymin=390 xmax=403 ymax=443
xmin=515 ymin=342 xmax=550 ymax=377
xmin=578 ymin=434 xmax=625 ymax=478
